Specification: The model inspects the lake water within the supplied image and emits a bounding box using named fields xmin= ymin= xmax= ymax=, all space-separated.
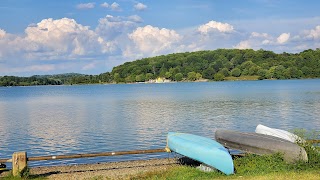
xmin=1 ymin=79 xmax=320 ymax=167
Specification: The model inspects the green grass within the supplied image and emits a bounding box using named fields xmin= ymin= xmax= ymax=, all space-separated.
xmin=224 ymin=76 xmax=260 ymax=81
xmin=129 ymin=140 xmax=320 ymax=180
xmin=130 ymin=167 xmax=320 ymax=180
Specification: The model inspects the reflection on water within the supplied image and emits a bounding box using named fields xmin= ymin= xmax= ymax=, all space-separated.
xmin=0 ymin=79 xmax=320 ymax=167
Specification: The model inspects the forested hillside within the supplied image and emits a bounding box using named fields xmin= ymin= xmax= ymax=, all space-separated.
xmin=111 ymin=48 xmax=320 ymax=83
xmin=1 ymin=48 xmax=320 ymax=86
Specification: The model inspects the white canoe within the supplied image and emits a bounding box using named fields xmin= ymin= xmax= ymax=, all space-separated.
xmin=255 ymin=124 xmax=305 ymax=143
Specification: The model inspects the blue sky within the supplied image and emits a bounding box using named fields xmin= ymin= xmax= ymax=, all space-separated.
xmin=1 ymin=0 xmax=320 ymax=76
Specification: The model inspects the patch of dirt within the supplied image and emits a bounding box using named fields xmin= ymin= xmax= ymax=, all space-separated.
xmin=1 ymin=158 xmax=179 ymax=179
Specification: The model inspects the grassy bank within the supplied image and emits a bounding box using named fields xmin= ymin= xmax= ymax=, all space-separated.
xmin=2 ymin=131 xmax=319 ymax=179
xmin=131 ymin=141 xmax=320 ymax=180
xmin=131 ymin=166 xmax=320 ymax=180
xmin=224 ymin=75 xmax=260 ymax=81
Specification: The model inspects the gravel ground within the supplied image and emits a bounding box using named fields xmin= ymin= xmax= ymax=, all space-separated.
xmin=0 ymin=158 xmax=179 ymax=179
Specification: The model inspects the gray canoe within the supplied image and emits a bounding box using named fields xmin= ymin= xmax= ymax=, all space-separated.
xmin=215 ymin=129 xmax=308 ymax=163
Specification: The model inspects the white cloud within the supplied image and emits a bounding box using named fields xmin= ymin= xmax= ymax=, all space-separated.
xmin=0 ymin=18 xmax=117 ymax=63
xmin=305 ymin=25 xmax=320 ymax=39
xmin=250 ymin=32 xmax=270 ymax=38
xmin=3 ymin=15 xmax=320 ymax=76
xmin=76 ymin=3 xmax=95 ymax=9
xmin=82 ymin=62 xmax=97 ymax=70
xmin=234 ymin=40 xmax=251 ymax=49
xmin=0 ymin=29 xmax=6 ymax=38
xmin=100 ymin=2 xmax=122 ymax=11
xmin=24 ymin=18 xmax=103 ymax=57
xmin=100 ymin=2 xmax=109 ymax=8
xmin=96 ymin=15 xmax=139 ymax=41
xmin=198 ymin=21 xmax=234 ymax=34
xmin=127 ymin=25 xmax=181 ymax=56
xmin=110 ymin=2 xmax=121 ymax=11
xmin=262 ymin=39 xmax=271 ymax=45
xmin=128 ymin=15 xmax=143 ymax=23
xmin=277 ymin=33 xmax=290 ymax=44
xmin=134 ymin=3 xmax=147 ymax=11
xmin=0 ymin=64 xmax=56 ymax=74
xmin=234 ymin=31 xmax=293 ymax=50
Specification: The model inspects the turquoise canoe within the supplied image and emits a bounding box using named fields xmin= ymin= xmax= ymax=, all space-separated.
xmin=166 ymin=132 xmax=234 ymax=175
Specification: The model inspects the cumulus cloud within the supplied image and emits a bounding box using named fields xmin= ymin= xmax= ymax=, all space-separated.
xmin=76 ymin=3 xmax=95 ymax=9
xmin=134 ymin=3 xmax=147 ymax=11
xmin=0 ymin=18 xmax=117 ymax=62
xmin=110 ymin=2 xmax=121 ymax=11
xmin=128 ymin=15 xmax=143 ymax=23
xmin=234 ymin=40 xmax=251 ymax=49
xmin=127 ymin=25 xmax=181 ymax=56
xmin=100 ymin=2 xmax=109 ymax=8
xmin=198 ymin=21 xmax=234 ymax=34
xmin=24 ymin=18 xmax=102 ymax=57
xmin=305 ymin=25 xmax=320 ymax=39
xmin=3 ymin=15 xmax=320 ymax=76
xmin=277 ymin=33 xmax=290 ymax=44
xmin=0 ymin=29 xmax=6 ymax=38
xmin=234 ymin=31 xmax=293 ymax=50
xmin=234 ymin=31 xmax=272 ymax=50
xmin=96 ymin=15 xmax=140 ymax=40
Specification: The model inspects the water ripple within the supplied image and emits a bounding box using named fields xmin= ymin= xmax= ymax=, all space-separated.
xmin=1 ymin=80 xmax=320 ymax=167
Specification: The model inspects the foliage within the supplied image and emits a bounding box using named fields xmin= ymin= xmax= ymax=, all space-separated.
xmin=231 ymin=68 xmax=241 ymax=77
xmin=214 ymin=72 xmax=225 ymax=81
xmin=1 ymin=48 xmax=320 ymax=86
xmin=175 ymin=73 xmax=183 ymax=81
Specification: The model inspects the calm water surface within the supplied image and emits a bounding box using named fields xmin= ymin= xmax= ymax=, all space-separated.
xmin=1 ymin=79 xmax=320 ymax=167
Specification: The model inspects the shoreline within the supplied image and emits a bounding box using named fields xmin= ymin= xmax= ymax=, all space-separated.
xmin=2 ymin=77 xmax=320 ymax=88
xmin=0 ymin=158 xmax=179 ymax=179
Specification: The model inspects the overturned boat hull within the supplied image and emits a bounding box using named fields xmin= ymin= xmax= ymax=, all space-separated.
xmin=215 ymin=129 xmax=308 ymax=163
xmin=167 ymin=132 xmax=234 ymax=175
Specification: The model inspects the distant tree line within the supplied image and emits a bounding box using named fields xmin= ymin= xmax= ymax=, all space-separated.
xmin=1 ymin=48 xmax=320 ymax=86
xmin=110 ymin=48 xmax=320 ymax=83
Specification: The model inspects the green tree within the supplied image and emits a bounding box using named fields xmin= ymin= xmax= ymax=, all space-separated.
xmin=175 ymin=73 xmax=183 ymax=81
xmin=187 ymin=72 xmax=197 ymax=81
xmin=202 ymin=68 xmax=215 ymax=79
xmin=274 ymin=65 xmax=285 ymax=79
xmin=125 ymin=75 xmax=135 ymax=83
xmin=145 ymin=73 xmax=154 ymax=81
xmin=231 ymin=68 xmax=241 ymax=77
xmin=301 ymin=66 xmax=311 ymax=77
xmin=214 ymin=73 xmax=225 ymax=81
xmin=257 ymin=69 xmax=267 ymax=79
xmin=113 ymin=73 xmax=121 ymax=83
xmin=248 ymin=65 xmax=261 ymax=76
xmin=135 ymin=74 xmax=146 ymax=82
xmin=196 ymin=73 xmax=202 ymax=80
xmin=165 ymin=72 xmax=172 ymax=79
xmin=213 ymin=60 xmax=223 ymax=72
xmin=219 ymin=68 xmax=230 ymax=77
